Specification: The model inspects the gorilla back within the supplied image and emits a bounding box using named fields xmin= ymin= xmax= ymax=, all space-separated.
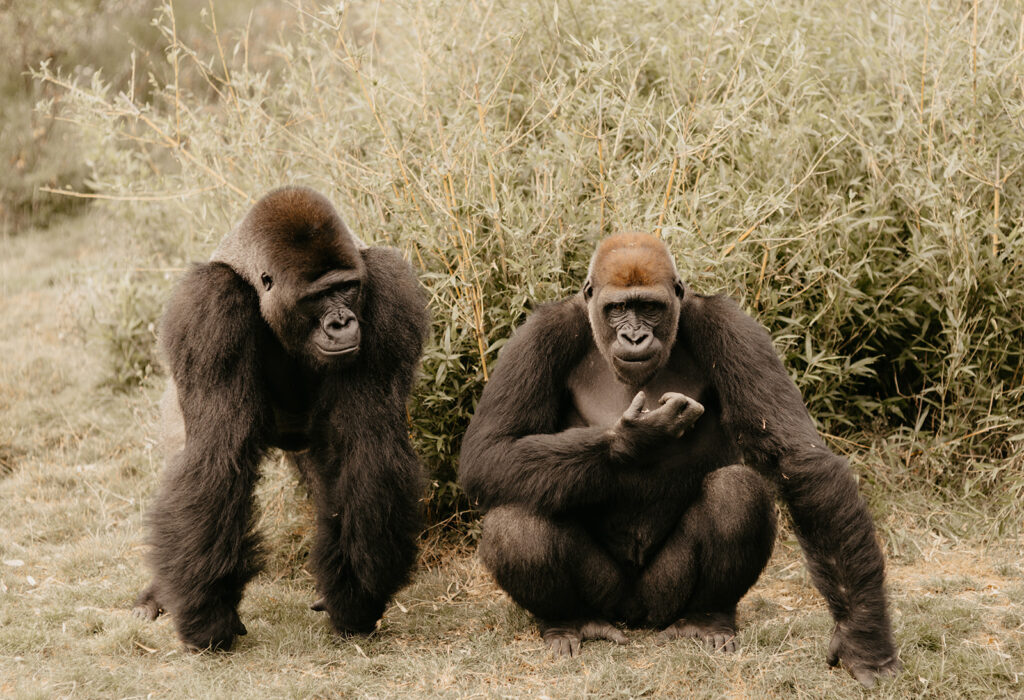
xmin=133 ymin=187 xmax=428 ymax=651
xmin=459 ymin=233 xmax=899 ymax=687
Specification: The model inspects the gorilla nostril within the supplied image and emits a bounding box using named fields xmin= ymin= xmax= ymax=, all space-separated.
xmin=323 ymin=313 xmax=356 ymax=340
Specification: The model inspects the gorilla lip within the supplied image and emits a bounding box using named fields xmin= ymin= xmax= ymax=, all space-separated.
xmin=614 ymin=352 xmax=657 ymax=364
xmin=316 ymin=343 xmax=359 ymax=356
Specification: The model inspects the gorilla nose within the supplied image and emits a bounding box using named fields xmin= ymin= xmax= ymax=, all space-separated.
xmin=619 ymin=329 xmax=650 ymax=347
xmin=617 ymin=329 xmax=653 ymax=359
xmin=323 ymin=313 xmax=354 ymax=339
xmin=320 ymin=311 xmax=360 ymax=354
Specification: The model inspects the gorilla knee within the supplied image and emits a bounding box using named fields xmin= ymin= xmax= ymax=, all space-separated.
xmin=479 ymin=506 xmax=557 ymax=573
xmin=702 ymin=465 xmax=776 ymax=542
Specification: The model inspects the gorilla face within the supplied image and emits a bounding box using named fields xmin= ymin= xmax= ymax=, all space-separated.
xmin=586 ymin=283 xmax=680 ymax=387
xmin=259 ymin=266 xmax=365 ymax=368
xmin=580 ymin=231 xmax=686 ymax=387
xmin=306 ymin=271 xmax=363 ymax=361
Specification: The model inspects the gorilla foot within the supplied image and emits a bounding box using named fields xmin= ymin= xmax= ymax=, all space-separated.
xmin=659 ymin=612 xmax=737 ymax=653
xmin=540 ymin=619 xmax=628 ymax=658
xmin=131 ymin=584 xmax=163 ymax=621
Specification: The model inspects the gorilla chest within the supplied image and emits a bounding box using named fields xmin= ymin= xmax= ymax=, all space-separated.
xmin=264 ymin=351 xmax=316 ymax=452
xmin=567 ymin=346 xmax=727 ymax=566
xmin=566 ymin=347 xmax=706 ymax=429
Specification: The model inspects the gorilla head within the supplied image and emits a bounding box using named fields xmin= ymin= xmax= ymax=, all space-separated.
xmin=212 ymin=186 xmax=368 ymax=367
xmin=582 ymin=233 xmax=685 ymax=386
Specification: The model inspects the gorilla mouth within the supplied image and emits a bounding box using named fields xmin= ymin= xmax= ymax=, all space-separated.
xmin=614 ymin=349 xmax=658 ymax=364
xmin=315 ymin=326 xmax=361 ymax=358
xmin=315 ymin=343 xmax=360 ymax=357
xmin=617 ymin=355 xmax=654 ymax=363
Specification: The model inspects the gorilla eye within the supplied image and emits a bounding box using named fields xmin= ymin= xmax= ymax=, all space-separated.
xmin=260 ymin=273 xmax=273 ymax=291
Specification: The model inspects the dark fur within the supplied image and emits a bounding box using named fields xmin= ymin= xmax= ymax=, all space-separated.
xmin=459 ymin=236 xmax=898 ymax=685
xmin=134 ymin=187 xmax=428 ymax=650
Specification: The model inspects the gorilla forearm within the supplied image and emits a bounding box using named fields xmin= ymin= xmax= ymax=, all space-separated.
xmin=301 ymin=386 xmax=424 ymax=634
xmin=461 ymin=425 xmax=621 ymax=513
xmin=147 ymin=262 xmax=272 ymax=649
xmin=460 ymin=300 xmax=621 ymax=513
xmin=147 ymin=444 xmax=264 ymax=649
xmin=779 ymin=449 xmax=896 ymax=661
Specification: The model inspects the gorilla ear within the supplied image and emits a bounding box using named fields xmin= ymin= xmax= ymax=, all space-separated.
xmin=582 ymin=279 xmax=594 ymax=301
xmin=260 ymin=272 xmax=273 ymax=291
xmin=673 ymin=278 xmax=685 ymax=299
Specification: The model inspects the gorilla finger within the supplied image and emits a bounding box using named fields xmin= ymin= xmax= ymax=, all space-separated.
xmin=624 ymin=392 xmax=646 ymax=419
xmin=881 ymin=657 xmax=903 ymax=675
xmin=132 ymin=606 xmax=156 ymax=621
xmin=712 ymin=633 xmax=736 ymax=653
xmin=235 ymin=619 xmax=248 ymax=636
xmin=826 ymin=631 xmax=842 ymax=667
xmin=850 ymin=666 xmax=878 ymax=689
xmin=657 ymin=392 xmax=687 ymax=407
xmin=310 ymin=597 xmax=327 ymax=612
xmin=547 ymin=637 xmax=568 ymax=658
xmin=569 ymin=636 xmax=581 ymax=657
xmin=682 ymin=399 xmax=705 ymax=420
xmin=656 ymin=624 xmax=680 ymax=643
xmin=580 ymin=621 xmax=627 ymax=644
xmin=605 ymin=628 xmax=628 ymax=645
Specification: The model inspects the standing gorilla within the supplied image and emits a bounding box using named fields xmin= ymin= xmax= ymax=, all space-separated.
xmin=133 ymin=186 xmax=428 ymax=651
xmin=460 ymin=233 xmax=900 ymax=687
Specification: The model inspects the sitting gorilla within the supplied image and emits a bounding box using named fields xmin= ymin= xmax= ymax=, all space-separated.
xmin=459 ymin=233 xmax=900 ymax=687
xmin=133 ymin=186 xmax=428 ymax=650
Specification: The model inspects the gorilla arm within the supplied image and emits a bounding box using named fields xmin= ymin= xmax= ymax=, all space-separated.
xmin=680 ymin=294 xmax=899 ymax=687
xmin=460 ymin=300 xmax=700 ymax=514
xmin=303 ymin=245 xmax=429 ymax=634
xmin=146 ymin=262 xmax=271 ymax=650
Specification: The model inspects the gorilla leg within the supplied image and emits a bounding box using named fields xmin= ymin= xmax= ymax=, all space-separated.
xmin=641 ymin=465 xmax=776 ymax=651
xmin=479 ymin=505 xmax=629 ymax=656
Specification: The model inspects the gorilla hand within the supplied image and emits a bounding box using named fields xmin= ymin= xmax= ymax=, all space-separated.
xmin=611 ymin=391 xmax=704 ymax=459
xmin=827 ymin=623 xmax=901 ymax=688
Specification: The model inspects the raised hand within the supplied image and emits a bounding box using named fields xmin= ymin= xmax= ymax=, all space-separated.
xmin=611 ymin=391 xmax=704 ymax=458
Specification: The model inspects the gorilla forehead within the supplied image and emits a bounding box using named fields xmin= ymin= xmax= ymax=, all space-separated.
xmin=589 ymin=232 xmax=677 ymax=288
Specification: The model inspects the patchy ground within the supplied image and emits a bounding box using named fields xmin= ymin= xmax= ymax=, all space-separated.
xmin=1 ymin=213 xmax=1021 ymax=698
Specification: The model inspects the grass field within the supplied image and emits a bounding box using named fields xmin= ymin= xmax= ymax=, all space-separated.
xmin=3 ymin=0 xmax=1024 ymax=697
xmin=0 ymin=208 xmax=1021 ymax=698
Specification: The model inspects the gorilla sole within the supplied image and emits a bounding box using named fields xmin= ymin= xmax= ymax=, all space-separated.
xmin=133 ymin=187 xmax=428 ymax=651
xmin=460 ymin=233 xmax=900 ymax=687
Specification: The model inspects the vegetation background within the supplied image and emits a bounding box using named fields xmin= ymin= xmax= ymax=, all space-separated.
xmin=1 ymin=0 xmax=1021 ymax=696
